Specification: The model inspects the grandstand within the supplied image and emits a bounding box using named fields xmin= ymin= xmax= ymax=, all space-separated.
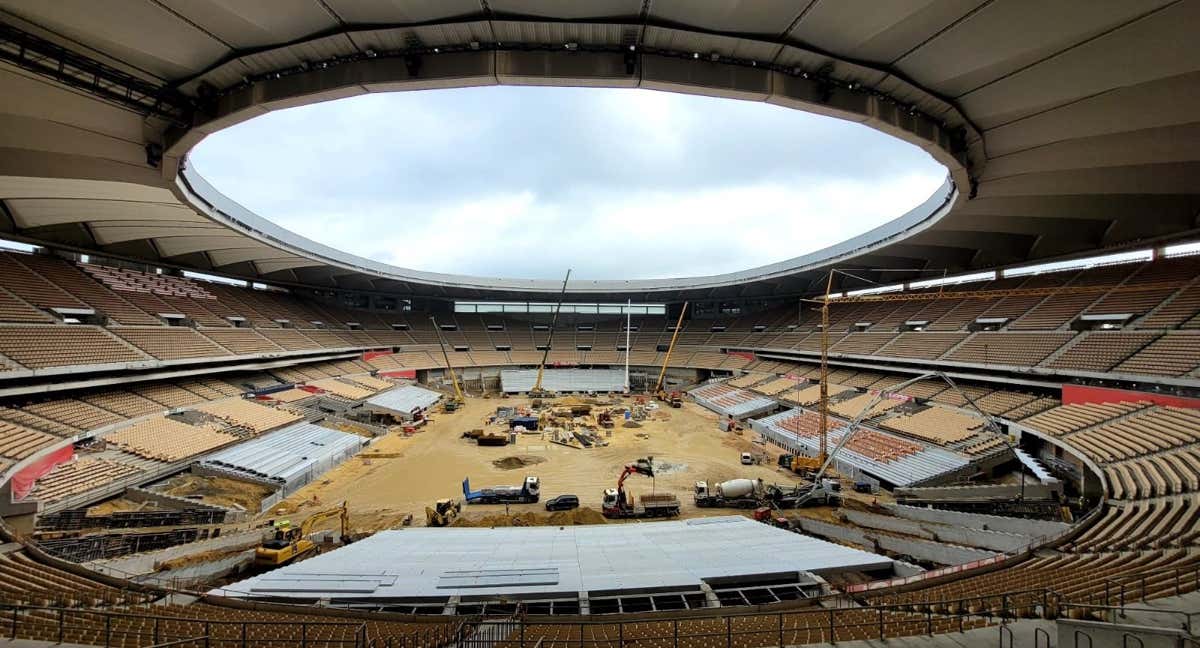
xmin=0 ymin=3 xmax=1195 ymax=647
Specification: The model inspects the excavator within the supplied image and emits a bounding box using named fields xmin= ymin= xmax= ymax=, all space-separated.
xmin=255 ymin=502 xmax=350 ymax=568
xmin=425 ymin=498 xmax=461 ymax=527
xmin=429 ymin=316 xmax=466 ymax=412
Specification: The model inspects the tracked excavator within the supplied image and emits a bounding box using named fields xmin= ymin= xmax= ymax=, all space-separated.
xmin=255 ymin=502 xmax=349 ymax=568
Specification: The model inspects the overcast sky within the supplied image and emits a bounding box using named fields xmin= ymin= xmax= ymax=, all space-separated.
xmin=190 ymin=86 xmax=946 ymax=280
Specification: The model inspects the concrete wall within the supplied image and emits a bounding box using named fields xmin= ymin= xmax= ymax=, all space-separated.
xmin=125 ymin=486 xmax=247 ymax=522
xmin=887 ymin=504 xmax=1070 ymax=537
xmin=795 ymin=518 xmax=997 ymax=566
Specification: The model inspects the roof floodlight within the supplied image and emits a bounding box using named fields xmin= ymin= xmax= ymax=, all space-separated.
xmin=565 ymin=42 xmax=578 ymax=50
xmin=365 ymin=49 xmax=377 ymax=58
xmin=469 ymin=41 xmax=480 ymax=50
xmin=709 ymin=52 xmax=720 ymax=61
xmin=692 ymin=52 xmax=700 ymax=59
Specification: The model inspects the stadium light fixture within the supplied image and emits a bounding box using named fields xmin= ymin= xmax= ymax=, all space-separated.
xmin=565 ymin=42 xmax=578 ymax=51
xmin=365 ymin=49 xmax=377 ymax=58
xmin=470 ymin=41 xmax=480 ymax=50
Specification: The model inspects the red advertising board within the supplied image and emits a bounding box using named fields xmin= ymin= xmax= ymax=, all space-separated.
xmin=1062 ymin=384 xmax=1200 ymax=409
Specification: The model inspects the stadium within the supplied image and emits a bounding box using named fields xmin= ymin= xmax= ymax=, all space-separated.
xmin=0 ymin=2 xmax=1197 ymax=647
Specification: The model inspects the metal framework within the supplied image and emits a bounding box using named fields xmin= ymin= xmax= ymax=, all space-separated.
xmin=0 ymin=23 xmax=192 ymax=125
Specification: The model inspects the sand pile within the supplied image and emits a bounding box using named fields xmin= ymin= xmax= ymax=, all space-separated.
xmin=622 ymin=421 xmax=641 ymax=428
xmin=492 ymin=455 xmax=548 ymax=470
xmin=452 ymin=507 xmax=607 ymax=528
xmin=154 ymin=474 xmax=273 ymax=511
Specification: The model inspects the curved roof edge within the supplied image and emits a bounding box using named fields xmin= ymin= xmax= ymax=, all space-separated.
xmin=177 ymin=158 xmax=958 ymax=296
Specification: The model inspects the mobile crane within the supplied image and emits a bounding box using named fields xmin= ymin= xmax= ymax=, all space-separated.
xmin=530 ymin=269 xmax=572 ymax=399
xmin=255 ymin=502 xmax=350 ymax=568
xmin=653 ymin=302 xmax=689 ymax=402
xmin=430 ymin=316 xmax=465 ymax=412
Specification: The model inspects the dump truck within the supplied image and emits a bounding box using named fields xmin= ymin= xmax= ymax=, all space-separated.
xmin=693 ymin=478 xmax=765 ymax=508
xmin=462 ymin=476 xmax=541 ymax=504
xmin=602 ymin=488 xmax=681 ymax=519
xmin=601 ymin=463 xmax=680 ymax=519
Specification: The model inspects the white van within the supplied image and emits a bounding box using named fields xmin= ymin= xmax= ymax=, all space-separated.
xmin=740 ymin=452 xmax=753 ymax=465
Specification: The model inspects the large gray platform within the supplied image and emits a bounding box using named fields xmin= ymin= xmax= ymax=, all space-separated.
xmin=214 ymin=516 xmax=892 ymax=604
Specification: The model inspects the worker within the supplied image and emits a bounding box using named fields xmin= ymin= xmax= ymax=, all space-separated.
xmin=725 ymin=415 xmax=736 ymax=432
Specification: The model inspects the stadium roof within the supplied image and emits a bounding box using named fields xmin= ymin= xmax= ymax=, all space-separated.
xmin=1 ymin=2 xmax=1197 ymax=301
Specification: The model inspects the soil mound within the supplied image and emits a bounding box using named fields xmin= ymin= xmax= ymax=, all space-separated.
xmin=492 ymin=455 xmax=547 ymax=470
xmin=452 ymin=506 xmax=607 ymax=528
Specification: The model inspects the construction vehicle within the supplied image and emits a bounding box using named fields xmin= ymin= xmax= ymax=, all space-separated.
xmin=693 ymin=478 xmax=765 ymax=508
xmin=661 ymin=390 xmax=682 ymax=408
xmin=601 ymin=463 xmax=680 ymax=519
xmin=425 ymin=499 xmax=461 ymax=527
xmin=462 ymin=476 xmax=541 ymax=504
xmin=765 ymin=482 xmax=841 ymax=508
xmin=652 ymin=302 xmax=688 ymax=401
xmin=255 ymin=502 xmax=349 ymax=568
xmin=429 ymin=316 xmax=465 ymax=411
xmin=632 ymin=456 xmax=655 ymax=477
xmin=777 ymin=453 xmax=823 ymax=478
xmin=529 ymin=269 xmax=571 ymax=399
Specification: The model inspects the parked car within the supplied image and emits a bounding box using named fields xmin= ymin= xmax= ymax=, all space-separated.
xmin=545 ymin=494 xmax=580 ymax=511
xmin=740 ymin=452 xmax=753 ymax=465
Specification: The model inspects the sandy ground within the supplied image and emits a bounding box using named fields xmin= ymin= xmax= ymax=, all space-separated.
xmin=151 ymin=474 xmax=276 ymax=511
xmin=270 ymin=397 xmax=826 ymax=530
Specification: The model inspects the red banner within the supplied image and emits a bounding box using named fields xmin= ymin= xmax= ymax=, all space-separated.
xmin=728 ymin=351 xmax=756 ymax=360
xmin=1062 ymin=384 xmax=1200 ymax=409
xmin=362 ymin=350 xmax=393 ymax=361
xmin=870 ymin=389 xmax=913 ymax=403
xmin=381 ymin=369 xmax=417 ymax=379
xmin=11 ymin=445 xmax=74 ymax=500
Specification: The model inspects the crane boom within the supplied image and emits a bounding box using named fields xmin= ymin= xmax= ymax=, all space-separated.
xmin=654 ymin=301 xmax=689 ymax=394
xmin=533 ymin=269 xmax=572 ymax=394
xmin=430 ymin=316 xmax=465 ymax=404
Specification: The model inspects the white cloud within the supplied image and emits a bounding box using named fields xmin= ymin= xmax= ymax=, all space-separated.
xmin=190 ymin=86 xmax=947 ymax=280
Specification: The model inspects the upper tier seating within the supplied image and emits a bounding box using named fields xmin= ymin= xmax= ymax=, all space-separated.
xmin=0 ymin=253 xmax=87 ymax=311
xmin=112 ymin=328 xmax=231 ymax=361
xmin=1112 ymin=332 xmax=1200 ymax=376
xmin=944 ymin=332 xmax=1075 ymax=367
xmin=0 ymin=325 xmax=146 ymax=369
xmin=12 ymin=256 xmax=162 ymax=325
xmin=0 ymin=287 xmax=53 ymax=323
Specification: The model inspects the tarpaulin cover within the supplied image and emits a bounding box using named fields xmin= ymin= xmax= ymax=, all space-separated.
xmin=11 ymin=445 xmax=73 ymax=500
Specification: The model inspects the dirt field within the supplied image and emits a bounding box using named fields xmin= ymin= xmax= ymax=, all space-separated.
xmin=270 ymin=397 xmax=828 ymax=530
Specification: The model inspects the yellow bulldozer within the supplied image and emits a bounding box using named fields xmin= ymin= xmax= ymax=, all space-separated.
xmin=255 ymin=502 xmax=349 ymax=568
xmin=425 ymin=498 xmax=461 ymax=527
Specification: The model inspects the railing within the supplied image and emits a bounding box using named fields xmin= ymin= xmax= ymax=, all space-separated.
xmin=0 ymin=604 xmax=377 ymax=648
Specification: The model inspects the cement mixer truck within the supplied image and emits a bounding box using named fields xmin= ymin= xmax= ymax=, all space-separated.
xmin=693 ymin=478 xmax=765 ymax=508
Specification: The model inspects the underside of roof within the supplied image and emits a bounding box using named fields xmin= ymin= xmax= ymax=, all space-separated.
xmin=0 ymin=1 xmax=1197 ymax=301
